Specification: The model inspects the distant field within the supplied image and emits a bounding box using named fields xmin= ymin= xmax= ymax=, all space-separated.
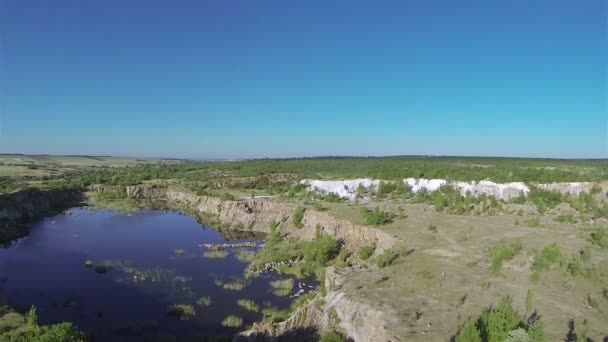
xmin=0 ymin=154 xmax=160 ymax=178
xmin=0 ymin=154 xmax=153 ymax=166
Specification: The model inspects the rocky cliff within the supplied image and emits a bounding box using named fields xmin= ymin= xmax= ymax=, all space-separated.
xmin=235 ymin=266 xmax=401 ymax=342
xmin=0 ymin=188 xmax=83 ymax=243
xmin=123 ymin=185 xmax=398 ymax=253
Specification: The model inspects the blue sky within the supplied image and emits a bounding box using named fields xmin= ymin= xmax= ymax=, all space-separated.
xmin=0 ymin=0 xmax=606 ymax=159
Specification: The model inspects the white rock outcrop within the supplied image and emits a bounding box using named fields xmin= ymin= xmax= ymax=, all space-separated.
xmin=537 ymin=182 xmax=594 ymax=195
xmin=403 ymin=178 xmax=448 ymax=192
xmin=453 ymin=180 xmax=530 ymax=200
xmin=303 ymin=178 xmax=531 ymax=201
xmin=302 ymin=179 xmax=380 ymax=200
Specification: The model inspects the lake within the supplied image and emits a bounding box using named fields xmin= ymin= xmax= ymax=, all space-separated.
xmin=0 ymin=207 xmax=315 ymax=341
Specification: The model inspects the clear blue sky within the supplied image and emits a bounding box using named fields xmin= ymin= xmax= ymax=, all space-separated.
xmin=0 ymin=0 xmax=606 ymax=159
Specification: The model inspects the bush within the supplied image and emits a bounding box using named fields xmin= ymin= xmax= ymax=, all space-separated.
xmin=589 ymin=227 xmax=608 ymax=248
xmin=454 ymin=296 xmax=545 ymax=342
xmin=358 ymin=245 xmax=375 ymax=260
xmin=531 ymin=243 xmax=561 ymax=281
xmin=489 ymin=240 xmax=523 ymax=274
xmin=360 ymin=207 xmax=394 ymax=225
xmin=292 ymin=206 xmax=305 ymax=228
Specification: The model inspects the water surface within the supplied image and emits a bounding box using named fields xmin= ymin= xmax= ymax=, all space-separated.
xmin=0 ymin=207 xmax=314 ymax=341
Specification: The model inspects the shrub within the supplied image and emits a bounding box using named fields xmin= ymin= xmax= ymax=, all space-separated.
xmin=323 ymin=193 xmax=342 ymax=203
xmin=454 ymin=296 xmax=545 ymax=342
xmin=360 ymin=207 xmax=394 ymax=225
xmin=531 ymin=243 xmax=561 ymax=281
xmin=427 ymin=224 xmax=438 ymax=233
xmin=292 ymin=206 xmax=305 ymax=228
xmin=554 ymin=214 xmax=576 ymax=224
xmin=375 ymin=250 xmax=399 ymax=268
xmin=489 ymin=240 xmax=523 ymax=274
xmin=358 ymin=245 xmax=375 ymax=260
xmin=589 ymin=227 xmax=608 ymax=248
xmin=320 ymin=330 xmax=346 ymax=342
xmin=535 ymin=199 xmax=547 ymax=214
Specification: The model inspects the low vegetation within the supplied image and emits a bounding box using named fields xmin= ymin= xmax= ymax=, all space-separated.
xmin=195 ymin=296 xmax=212 ymax=307
xmin=0 ymin=306 xmax=86 ymax=341
xmin=236 ymin=299 xmax=260 ymax=312
xmin=270 ymin=279 xmax=294 ymax=296
xmin=358 ymin=245 xmax=375 ymax=260
xmin=167 ymin=304 xmax=196 ymax=320
xmin=203 ymin=246 xmax=229 ymax=259
xmin=221 ymin=315 xmax=243 ymax=328
xmin=251 ymin=227 xmax=340 ymax=279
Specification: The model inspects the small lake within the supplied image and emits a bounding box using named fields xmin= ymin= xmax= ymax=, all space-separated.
xmin=0 ymin=207 xmax=315 ymax=341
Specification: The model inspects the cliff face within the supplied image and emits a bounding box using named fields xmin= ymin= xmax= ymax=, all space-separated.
xmin=121 ymin=184 xmax=400 ymax=341
xmin=123 ymin=185 xmax=398 ymax=253
xmin=0 ymin=188 xmax=83 ymax=243
xmin=236 ymin=266 xmax=401 ymax=342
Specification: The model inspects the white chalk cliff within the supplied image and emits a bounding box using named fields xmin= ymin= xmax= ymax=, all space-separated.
xmin=300 ymin=178 xmax=591 ymax=201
